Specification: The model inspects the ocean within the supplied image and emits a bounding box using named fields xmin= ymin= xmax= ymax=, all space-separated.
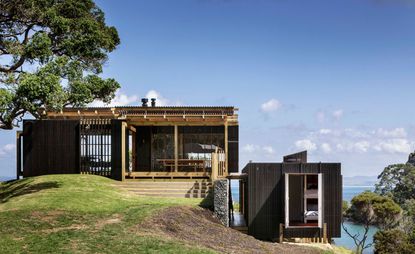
xmin=230 ymin=181 xmax=376 ymax=253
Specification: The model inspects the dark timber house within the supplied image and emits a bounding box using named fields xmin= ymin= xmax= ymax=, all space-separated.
xmin=16 ymin=100 xmax=342 ymax=242
xmin=239 ymin=151 xmax=342 ymax=243
xmin=16 ymin=99 xmax=239 ymax=181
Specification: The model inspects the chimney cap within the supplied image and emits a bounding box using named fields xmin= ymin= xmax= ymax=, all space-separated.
xmin=141 ymin=98 xmax=149 ymax=107
xmin=150 ymin=98 xmax=156 ymax=107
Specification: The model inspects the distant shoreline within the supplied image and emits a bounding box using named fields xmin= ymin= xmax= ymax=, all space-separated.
xmin=343 ymin=185 xmax=375 ymax=188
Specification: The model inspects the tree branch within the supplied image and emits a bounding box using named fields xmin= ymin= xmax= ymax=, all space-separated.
xmin=0 ymin=24 xmax=33 ymax=73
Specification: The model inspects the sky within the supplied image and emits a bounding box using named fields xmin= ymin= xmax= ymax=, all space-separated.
xmin=2 ymin=0 xmax=415 ymax=178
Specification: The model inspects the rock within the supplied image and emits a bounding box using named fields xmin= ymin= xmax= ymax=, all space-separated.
xmin=213 ymin=179 xmax=229 ymax=227
xmin=407 ymin=151 xmax=415 ymax=166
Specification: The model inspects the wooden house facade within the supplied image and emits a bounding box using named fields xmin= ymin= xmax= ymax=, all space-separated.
xmin=17 ymin=101 xmax=239 ymax=181
xmin=239 ymin=151 xmax=342 ymax=242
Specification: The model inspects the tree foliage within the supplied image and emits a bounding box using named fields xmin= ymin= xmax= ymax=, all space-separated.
xmin=373 ymin=162 xmax=415 ymax=253
xmin=343 ymin=191 xmax=402 ymax=254
xmin=373 ymin=229 xmax=415 ymax=254
xmin=0 ymin=0 xmax=120 ymax=129
xmin=375 ymin=164 xmax=415 ymax=205
xmin=348 ymin=191 xmax=401 ymax=229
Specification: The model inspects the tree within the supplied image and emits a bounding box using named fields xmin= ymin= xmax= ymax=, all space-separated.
xmin=375 ymin=164 xmax=415 ymax=205
xmin=0 ymin=0 xmax=120 ymax=129
xmin=343 ymin=191 xmax=402 ymax=254
xmin=342 ymin=200 xmax=349 ymax=216
xmin=373 ymin=229 xmax=415 ymax=254
xmin=400 ymin=199 xmax=415 ymax=241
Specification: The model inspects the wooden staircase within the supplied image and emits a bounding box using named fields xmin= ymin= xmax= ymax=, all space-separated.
xmin=117 ymin=180 xmax=213 ymax=198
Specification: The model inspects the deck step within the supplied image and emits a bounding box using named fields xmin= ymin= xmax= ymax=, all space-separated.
xmin=122 ymin=188 xmax=211 ymax=193
xmin=117 ymin=180 xmax=213 ymax=198
xmin=128 ymin=191 xmax=209 ymax=198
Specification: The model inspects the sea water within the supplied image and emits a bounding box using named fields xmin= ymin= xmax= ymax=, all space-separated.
xmin=230 ymin=181 xmax=377 ymax=254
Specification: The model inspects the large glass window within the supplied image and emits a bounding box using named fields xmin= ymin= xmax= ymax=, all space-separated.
xmin=151 ymin=126 xmax=174 ymax=171
xmin=178 ymin=126 xmax=224 ymax=171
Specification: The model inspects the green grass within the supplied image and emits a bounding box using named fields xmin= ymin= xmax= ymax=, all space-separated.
xmin=0 ymin=175 xmax=215 ymax=254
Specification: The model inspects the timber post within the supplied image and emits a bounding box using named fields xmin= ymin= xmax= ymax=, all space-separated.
xmin=174 ymin=125 xmax=178 ymax=172
xmin=279 ymin=223 xmax=284 ymax=243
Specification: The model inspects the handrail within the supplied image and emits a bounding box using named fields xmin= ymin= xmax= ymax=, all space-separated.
xmin=211 ymin=147 xmax=227 ymax=180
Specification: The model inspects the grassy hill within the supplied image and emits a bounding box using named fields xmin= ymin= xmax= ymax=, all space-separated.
xmin=0 ymin=175 xmax=348 ymax=253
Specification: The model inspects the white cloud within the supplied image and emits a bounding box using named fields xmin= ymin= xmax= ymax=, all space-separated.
xmin=299 ymin=127 xmax=413 ymax=155
xmin=89 ymin=91 xmax=138 ymax=107
xmin=0 ymin=143 xmax=15 ymax=157
xmin=374 ymin=128 xmax=407 ymax=138
xmin=145 ymin=90 xmax=182 ymax=107
xmin=242 ymin=144 xmax=257 ymax=153
xmin=261 ymin=99 xmax=281 ymax=112
xmin=242 ymin=144 xmax=275 ymax=155
xmin=319 ymin=129 xmax=332 ymax=135
xmin=263 ymin=146 xmax=275 ymax=154
xmin=373 ymin=139 xmax=413 ymax=154
xmin=89 ymin=89 xmax=180 ymax=107
xmin=321 ymin=143 xmax=332 ymax=153
xmin=295 ymin=139 xmax=317 ymax=151
xmin=316 ymin=109 xmax=343 ymax=123
xmin=3 ymin=144 xmax=15 ymax=152
xmin=354 ymin=141 xmax=370 ymax=153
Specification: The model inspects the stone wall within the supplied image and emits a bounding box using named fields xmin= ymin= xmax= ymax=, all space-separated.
xmin=213 ymin=179 xmax=229 ymax=227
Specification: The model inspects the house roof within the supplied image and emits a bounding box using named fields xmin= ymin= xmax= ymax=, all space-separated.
xmin=42 ymin=105 xmax=239 ymax=125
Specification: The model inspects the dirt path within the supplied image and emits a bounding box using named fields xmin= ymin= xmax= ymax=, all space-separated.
xmin=136 ymin=206 xmax=322 ymax=254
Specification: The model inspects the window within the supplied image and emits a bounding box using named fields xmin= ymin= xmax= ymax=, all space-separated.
xmin=285 ymin=173 xmax=323 ymax=228
xmin=178 ymin=126 xmax=224 ymax=171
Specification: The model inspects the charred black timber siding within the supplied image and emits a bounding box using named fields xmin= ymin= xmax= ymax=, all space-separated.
xmin=135 ymin=126 xmax=152 ymax=171
xmin=283 ymin=151 xmax=307 ymax=163
xmin=22 ymin=120 xmax=80 ymax=177
xmin=242 ymin=162 xmax=342 ymax=241
xmin=228 ymin=125 xmax=239 ymax=173
xmin=111 ymin=120 xmax=123 ymax=181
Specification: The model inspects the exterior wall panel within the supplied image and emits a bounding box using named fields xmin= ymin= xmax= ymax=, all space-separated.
xmin=111 ymin=120 xmax=123 ymax=180
xmin=23 ymin=120 xmax=80 ymax=177
xmin=246 ymin=163 xmax=282 ymax=241
xmin=244 ymin=162 xmax=342 ymax=240
xmin=228 ymin=125 xmax=239 ymax=173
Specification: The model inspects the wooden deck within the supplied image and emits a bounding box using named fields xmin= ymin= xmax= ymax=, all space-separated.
xmin=127 ymin=171 xmax=210 ymax=179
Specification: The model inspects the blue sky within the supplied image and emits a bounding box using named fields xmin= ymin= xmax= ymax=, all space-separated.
xmin=2 ymin=0 xmax=415 ymax=177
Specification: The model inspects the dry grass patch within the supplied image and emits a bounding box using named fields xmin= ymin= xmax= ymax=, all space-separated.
xmin=137 ymin=206 xmax=322 ymax=254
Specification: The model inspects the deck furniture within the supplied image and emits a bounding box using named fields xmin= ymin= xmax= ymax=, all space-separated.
xmin=157 ymin=159 xmax=206 ymax=172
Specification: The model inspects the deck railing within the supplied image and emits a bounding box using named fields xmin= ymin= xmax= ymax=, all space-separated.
xmin=211 ymin=148 xmax=227 ymax=179
xmin=80 ymin=119 xmax=112 ymax=177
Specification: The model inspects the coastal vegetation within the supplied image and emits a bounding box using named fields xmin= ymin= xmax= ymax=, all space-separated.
xmin=373 ymin=163 xmax=415 ymax=253
xmin=0 ymin=0 xmax=121 ymax=130
xmin=342 ymin=191 xmax=401 ymax=254
xmin=344 ymin=160 xmax=415 ymax=254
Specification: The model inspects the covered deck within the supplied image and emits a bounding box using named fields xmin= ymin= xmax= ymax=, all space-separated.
xmin=43 ymin=105 xmax=239 ymax=180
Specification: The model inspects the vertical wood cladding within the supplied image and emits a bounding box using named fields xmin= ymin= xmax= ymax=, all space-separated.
xmin=22 ymin=120 xmax=80 ymax=177
xmin=246 ymin=163 xmax=283 ymax=241
xmin=135 ymin=126 xmax=152 ymax=171
xmin=227 ymin=125 xmax=239 ymax=173
xmin=242 ymin=162 xmax=342 ymax=240
xmin=111 ymin=120 xmax=123 ymax=181
xmin=283 ymin=151 xmax=307 ymax=163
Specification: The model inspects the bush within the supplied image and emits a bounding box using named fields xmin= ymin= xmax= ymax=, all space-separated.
xmin=374 ymin=229 xmax=415 ymax=254
xmin=342 ymin=200 xmax=349 ymax=216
